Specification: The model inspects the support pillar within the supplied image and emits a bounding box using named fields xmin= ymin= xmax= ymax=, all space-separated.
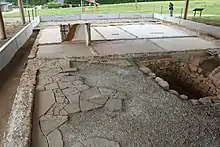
xmin=18 ymin=0 xmax=25 ymax=25
xmin=0 ymin=10 xmax=6 ymax=39
xmin=85 ymin=23 xmax=91 ymax=46
xmin=183 ymin=0 xmax=189 ymax=19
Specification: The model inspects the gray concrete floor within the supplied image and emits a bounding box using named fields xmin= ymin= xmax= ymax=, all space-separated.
xmin=36 ymin=21 xmax=219 ymax=58
xmin=32 ymin=60 xmax=220 ymax=147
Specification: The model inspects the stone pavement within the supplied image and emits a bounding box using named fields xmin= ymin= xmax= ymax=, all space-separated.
xmin=32 ymin=59 xmax=220 ymax=147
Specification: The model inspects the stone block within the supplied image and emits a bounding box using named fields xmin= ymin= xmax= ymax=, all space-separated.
xmin=179 ymin=94 xmax=188 ymax=100
xmin=189 ymin=99 xmax=201 ymax=105
xmin=169 ymin=89 xmax=179 ymax=96
xmin=139 ymin=67 xmax=152 ymax=75
xmin=199 ymin=96 xmax=213 ymax=105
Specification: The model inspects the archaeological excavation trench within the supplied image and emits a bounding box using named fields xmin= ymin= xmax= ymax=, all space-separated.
xmin=142 ymin=57 xmax=220 ymax=103
xmin=0 ymin=30 xmax=39 ymax=144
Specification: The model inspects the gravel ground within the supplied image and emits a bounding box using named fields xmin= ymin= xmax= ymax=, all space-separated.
xmin=58 ymin=62 xmax=220 ymax=147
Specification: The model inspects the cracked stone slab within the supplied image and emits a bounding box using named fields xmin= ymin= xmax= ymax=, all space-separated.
xmin=32 ymin=121 xmax=48 ymax=147
xmin=36 ymin=90 xmax=55 ymax=117
xmin=88 ymin=94 xmax=109 ymax=105
xmin=80 ymin=87 xmax=101 ymax=101
xmin=56 ymin=96 xmax=66 ymax=104
xmin=62 ymin=87 xmax=79 ymax=97
xmin=65 ymin=93 xmax=81 ymax=113
xmin=58 ymin=81 xmax=73 ymax=89
xmin=72 ymin=137 xmax=120 ymax=147
xmin=60 ymin=75 xmax=82 ymax=82
xmin=36 ymin=78 xmax=50 ymax=90
xmin=80 ymin=100 xmax=103 ymax=112
xmin=75 ymin=84 xmax=90 ymax=91
xmin=40 ymin=115 xmax=68 ymax=136
xmin=105 ymin=98 xmax=122 ymax=112
xmin=45 ymin=83 xmax=59 ymax=90
xmin=53 ymin=103 xmax=66 ymax=116
xmin=60 ymin=109 xmax=69 ymax=116
xmin=47 ymin=129 xmax=63 ymax=147
xmin=65 ymin=103 xmax=81 ymax=113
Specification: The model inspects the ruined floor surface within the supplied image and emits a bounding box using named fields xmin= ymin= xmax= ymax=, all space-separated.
xmin=32 ymin=59 xmax=220 ymax=147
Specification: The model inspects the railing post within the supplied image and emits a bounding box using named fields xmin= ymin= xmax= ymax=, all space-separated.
xmin=180 ymin=8 xmax=183 ymax=18
xmin=27 ymin=10 xmax=31 ymax=22
xmin=32 ymin=9 xmax=34 ymax=20
xmin=160 ymin=6 xmax=163 ymax=14
xmin=35 ymin=7 xmax=37 ymax=17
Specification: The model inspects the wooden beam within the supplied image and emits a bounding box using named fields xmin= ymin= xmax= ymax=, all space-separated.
xmin=183 ymin=0 xmax=189 ymax=19
xmin=17 ymin=0 xmax=25 ymax=25
xmin=0 ymin=9 xmax=6 ymax=40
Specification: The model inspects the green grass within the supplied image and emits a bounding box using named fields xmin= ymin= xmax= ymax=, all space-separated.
xmin=190 ymin=16 xmax=220 ymax=26
xmin=3 ymin=0 xmax=220 ymax=18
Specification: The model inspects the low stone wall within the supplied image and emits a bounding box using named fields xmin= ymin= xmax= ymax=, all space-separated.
xmin=154 ymin=13 xmax=220 ymax=39
xmin=40 ymin=13 xmax=154 ymax=22
xmin=0 ymin=17 xmax=40 ymax=72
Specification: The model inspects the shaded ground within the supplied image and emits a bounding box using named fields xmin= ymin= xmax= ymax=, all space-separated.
xmin=32 ymin=60 xmax=220 ymax=147
xmin=0 ymin=31 xmax=38 ymax=144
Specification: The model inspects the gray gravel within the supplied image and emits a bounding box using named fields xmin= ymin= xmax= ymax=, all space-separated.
xmin=59 ymin=62 xmax=220 ymax=147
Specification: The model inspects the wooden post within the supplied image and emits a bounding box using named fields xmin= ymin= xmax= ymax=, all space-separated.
xmin=135 ymin=0 xmax=138 ymax=11
xmin=18 ymin=0 xmax=25 ymax=25
xmin=27 ymin=10 xmax=31 ymax=22
xmin=32 ymin=9 xmax=34 ymax=20
xmin=0 ymin=9 xmax=6 ymax=39
xmin=183 ymin=0 xmax=189 ymax=19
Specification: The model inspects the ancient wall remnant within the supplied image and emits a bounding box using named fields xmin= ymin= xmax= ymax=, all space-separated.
xmin=141 ymin=58 xmax=220 ymax=104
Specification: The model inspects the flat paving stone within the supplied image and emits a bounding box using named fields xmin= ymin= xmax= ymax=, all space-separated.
xmin=37 ymin=43 xmax=93 ymax=58
xmin=150 ymin=37 xmax=218 ymax=51
xmin=118 ymin=24 xmax=191 ymax=38
xmin=40 ymin=115 xmax=68 ymax=136
xmin=36 ymin=90 xmax=55 ymax=117
xmin=80 ymin=87 xmax=101 ymax=101
xmin=105 ymin=98 xmax=122 ymax=112
xmin=80 ymin=100 xmax=103 ymax=112
xmin=92 ymin=40 xmax=164 ymax=55
xmin=32 ymin=119 xmax=48 ymax=147
xmin=39 ymin=26 xmax=61 ymax=44
xmin=47 ymin=129 xmax=63 ymax=147
xmin=94 ymin=26 xmax=136 ymax=40
xmin=65 ymin=93 xmax=81 ymax=113
xmin=91 ymin=28 xmax=105 ymax=41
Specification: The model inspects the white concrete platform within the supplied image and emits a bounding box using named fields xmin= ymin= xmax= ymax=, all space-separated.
xmin=39 ymin=26 xmax=62 ymax=44
xmin=150 ymin=37 xmax=218 ymax=51
xmin=92 ymin=40 xmax=164 ymax=55
xmin=93 ymin=26 xmax=136 ymax=40
xmin=37 ymin=43 xmax=93 ymax=58
xmin=91 ymin=28 xmax=105 ymax=40
xmin=118 ymin=24 xmax=191 ymax=39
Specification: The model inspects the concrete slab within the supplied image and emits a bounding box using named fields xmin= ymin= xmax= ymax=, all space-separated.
xmin=118 ymin=24 xmax=191 ymax=39
xmin=39 ymin=26 xmax=61 ymax=44
xmin=37 ymin=43 xmax=93 ymax=58
xmin=150 ymin=37 xmax=218 ymax=51
xmin=92 ymin=40 xmax=164 ymax=55
xmin=91 ymin=28 xmax=105 ymax=41
xmin=93 ymin=26 xmax=136 ymax=40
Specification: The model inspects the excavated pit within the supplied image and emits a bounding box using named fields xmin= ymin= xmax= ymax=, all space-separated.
xmin=144 ymin=59 xmax=220 ymax=100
